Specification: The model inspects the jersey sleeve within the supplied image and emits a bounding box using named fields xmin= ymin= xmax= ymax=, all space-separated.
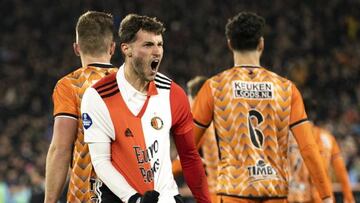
xmin=291 ymin=122 xmax=332 ymax=199
xmin=52 ymin=79 xmax=78 ymax=119
xmin=170 ymin=82 xmax=193 ymax=135
xmin=331 ymin=137 xmax=355 ymax=203
xmin=192 ymin=80 xmax=214 ymax=128
xmin=173 ymin=128 xmax=211 ymax=202
xmin=331 ymin=135 xmax=341 ymax=159
xmin=289 ymin=84 xmax=308 ymax=128
xmin=88 ymin=142 xmax=138 ymax=202
xmin=81 ymin=87 xmax=115 ymax=143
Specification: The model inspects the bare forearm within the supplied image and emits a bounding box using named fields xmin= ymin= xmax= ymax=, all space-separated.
xmin=44 ymin=144 xmax=72 ymax=203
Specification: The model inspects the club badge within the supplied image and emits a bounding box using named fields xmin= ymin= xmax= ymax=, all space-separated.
xmin=151 ymin=116 xmax=163 ymax=130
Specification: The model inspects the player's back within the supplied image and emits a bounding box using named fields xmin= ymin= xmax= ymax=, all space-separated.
xmin=208 ymin=66 xmax=294 ymax=197
xmin=53 ymin=63 xmax=117 ymax=202
xmin=316 ymin=127 xmax=334 ymax=170
xmin=200 ymin=124 xmax=218 ymax=201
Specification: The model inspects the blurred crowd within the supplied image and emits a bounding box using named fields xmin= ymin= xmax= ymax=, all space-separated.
xmin=1 ymin=0 xmax=359 ymax=202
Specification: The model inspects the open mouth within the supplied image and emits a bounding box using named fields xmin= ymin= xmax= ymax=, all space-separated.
xmin=151 ymin=60 xmax=159 ymax=71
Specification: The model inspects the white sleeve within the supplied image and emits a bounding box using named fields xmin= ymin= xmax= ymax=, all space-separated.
xmin=81 ymin=87 xmax=115 ymax=142
xmin=89 ymin=143 xmax=138 ymax=202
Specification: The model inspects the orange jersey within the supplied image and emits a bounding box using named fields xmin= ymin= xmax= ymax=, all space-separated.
xmin=192 ymin=66 xmax=330 ymax=199
xmin=288 ymin=126 xmax=354 ymax=203
xmin=313 ymin=126 xmax=354 ymax=203
xmin=200 ymin=124 xmax=219 ymax=194
xmin=52 ymin=63 xmax=117 ymax=202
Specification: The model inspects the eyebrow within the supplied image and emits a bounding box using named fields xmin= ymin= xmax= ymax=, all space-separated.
xmin=143 ymin=41 xmax=163 ymax=45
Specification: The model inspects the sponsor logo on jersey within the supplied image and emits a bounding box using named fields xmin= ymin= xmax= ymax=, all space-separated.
xmin=247 ymin=159 xmax=278 ymax=180
xmin=233 ymin=81 xmax=274 ymax=99
xmin=82 ymin=113 xmax=92 ymax=129
xmin=125 ymin=128 xmax=133 ymax=137
xmin=133 ymin=140 xmax=160 ymax=183
xmin=150 ymin=116 xmax=163 ymax=130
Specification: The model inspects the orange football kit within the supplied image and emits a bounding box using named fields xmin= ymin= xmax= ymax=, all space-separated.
xmin=191 ymin=66 xmax=332 ymax=202
xmin=53 ymin=63 xmax=117 ymax=202
xmin=288 ymin=125 xmax=354 ymax=203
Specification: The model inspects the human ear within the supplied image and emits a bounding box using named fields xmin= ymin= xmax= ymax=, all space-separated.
xmin=121 ymin=43 xmax=132 ymax=57
xmin=73 ymin=43 xmax=80 ymax=56
xmin=109 ymin=42 xmax=116 ymax=56
xmin=257 ymin=37 xmax=264 ymax=52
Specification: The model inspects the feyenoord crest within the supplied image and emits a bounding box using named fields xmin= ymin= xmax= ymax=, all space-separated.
xmin=151 ymin=116 xmax=163 ymax=130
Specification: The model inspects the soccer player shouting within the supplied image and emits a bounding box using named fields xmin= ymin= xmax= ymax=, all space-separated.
xmin=81 ymin=14 xmax=210 ymax=203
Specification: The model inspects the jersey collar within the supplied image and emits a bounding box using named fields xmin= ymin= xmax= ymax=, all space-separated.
xmin=88 ymin=63 xmax=114 ymax=68
xmin=147 ymin=81 xmax=158 ymax=96
xmin=234 ymin=64 xmax=261 ymax=68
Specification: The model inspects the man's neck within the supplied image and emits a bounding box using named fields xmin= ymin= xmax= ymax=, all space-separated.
xmin=124 ymin=63 xmax=149 ymax=94
xmin=81 ymin=55 xmax=111 ymax=67
xmin=233 ymin=50 xmax=261 ymax=67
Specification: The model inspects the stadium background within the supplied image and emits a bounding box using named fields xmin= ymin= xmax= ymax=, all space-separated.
xmin=1 ymin=0 xmax=360 ymax=202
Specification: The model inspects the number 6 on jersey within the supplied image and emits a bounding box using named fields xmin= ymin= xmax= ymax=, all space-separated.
xmin=248 ymin=109 xmax=264 ymax=149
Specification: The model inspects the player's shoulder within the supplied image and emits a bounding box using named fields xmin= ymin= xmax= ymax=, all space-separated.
xmin=90 ymin=72 xmax=118 ymax=99
xmin=319 ymin=127 xmax=334 ymax=138
xmin=154 ymin=72 xmax=172 ymax=90
xmin=154 ymin=72 xmax=187 ymax=97
xmin=55 ymin=66 xmax=83 ymax=83
xmin=92 ymin=72 xmax=117 ymax=89
xmin=54 ymin=66 xmax=90 ymax=91
xmin=261 ymin=67 xmax=293 ymax=84
xmin=210 ymin=66 xmax=234 ymax=79
xmin=58 ymin=66 xmax=116 ymax=84
xmin=257 ymin=67 xmax=297 ymax=91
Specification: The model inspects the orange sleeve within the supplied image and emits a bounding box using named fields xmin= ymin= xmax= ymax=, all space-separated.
xmin=289 ymin=84 xmax=308 ymax=127
xmin=192 ymin=80 xmax=214 ymax=146
xmin=290 ymin=86 xmax=332 ymax=199
xmin=192 ymin=80 xmax=214 ymax=128
xmin=331 ymin=138 xmax=355 ymax=203
xmin=291 ymin=122 xmax=332 ymax=199
xmin=331 ymin=135 xmax=341 ymax=157
xmin=52 ymin=78 xmax=78 ymax=118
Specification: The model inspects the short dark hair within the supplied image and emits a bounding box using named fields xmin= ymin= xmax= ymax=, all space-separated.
xmin=76 ymin=11 xmax=114 ymax=56
xmin=187 ymin=76 xmax=208 ymax=98
xmin=225 ymin=12 xmax=265 ymax=51
xmin=118 ymin=14 xmax=165 ymax=44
